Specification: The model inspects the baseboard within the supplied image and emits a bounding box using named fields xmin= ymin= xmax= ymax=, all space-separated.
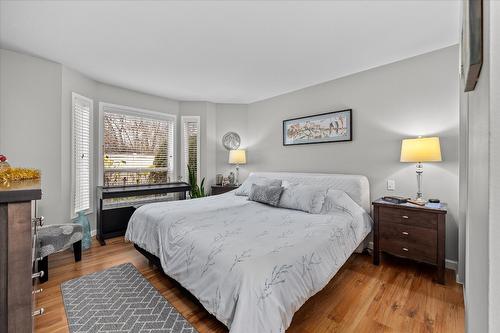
xmin=445 ymin=259 xmax=458 ymax=271
xmin=366 ymin=241 xmax=460 ymax=283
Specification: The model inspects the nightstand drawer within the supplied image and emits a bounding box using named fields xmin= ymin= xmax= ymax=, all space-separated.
xmin=211 ymin=185 xmax=239 ymax=195
xmin=379 ymin=237 xmax=437 ymax=265
xmin=379 ymin=206 xmax=437 ymax=229
xmin=380 ymin=222 xmax=437 ymax=248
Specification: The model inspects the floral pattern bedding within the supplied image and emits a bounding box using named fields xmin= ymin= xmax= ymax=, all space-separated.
xmin=125 ymin=191 xmax=372 ymax=333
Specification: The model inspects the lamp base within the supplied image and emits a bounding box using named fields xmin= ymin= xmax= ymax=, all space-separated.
xmin=407 ymin=197 xmax=427 ymax=206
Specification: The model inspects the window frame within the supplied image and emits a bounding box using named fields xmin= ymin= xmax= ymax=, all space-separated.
xmin=71 ymin=92 xmax=94 ymax=218
xmin=180 ymin=116 xmax=201 ymax=182
xmin=98 ymin=102 xmax=177 ymax=187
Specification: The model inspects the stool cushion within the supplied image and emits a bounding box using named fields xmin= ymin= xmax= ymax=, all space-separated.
xmin=37 ymin=224 xmax=83 ymax=258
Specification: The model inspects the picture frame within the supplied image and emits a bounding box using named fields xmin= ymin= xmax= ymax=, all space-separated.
xmin=282 ymin=109 xmax=352 ymax=146
xmin=461 ymin=0 xmax=483 ymax=92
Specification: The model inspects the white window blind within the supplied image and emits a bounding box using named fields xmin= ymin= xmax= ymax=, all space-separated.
xmin=182 ymin=116 xmax=200 ymax=181
xmin=102 ymin=105 xmax=175 ymax=187
xmin=72 ymin=93 xmax=92 ymax=214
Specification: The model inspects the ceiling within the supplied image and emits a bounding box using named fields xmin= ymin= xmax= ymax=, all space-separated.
xmin=0 ymin=1 xmax=460 ymax=104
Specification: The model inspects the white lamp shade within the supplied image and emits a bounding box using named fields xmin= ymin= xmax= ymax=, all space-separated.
xmin=229 ymin=149 xmax=246 ymax=164
xmin=400 ymin=137 xmax=442 ymax=162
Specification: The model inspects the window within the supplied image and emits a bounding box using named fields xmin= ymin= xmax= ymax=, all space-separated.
xmin=72 ymin=93 xmax=93 ymax=215
xmin=99 ymin=103 xmax=175 ymax=187
xmin=181 ymin=116 xmax=200 ymax=182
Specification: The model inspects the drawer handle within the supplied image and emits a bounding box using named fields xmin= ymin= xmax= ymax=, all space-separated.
xmin=402 ymin=231 xmax=409 ymax=235
xmin=402 ymin=247 xmax=409 ymax=252
xmin=32 ymin=216 xmax=45 ymax=227
xmin=32 ymin=271 xmax=44 ymax=279
xmin=32 ymin=308 xmax=45 ymax=317
xmin=402 ymin=215 xmax=409 ymax=219
xmin=32 ymin=288 xmax=43 ymax=295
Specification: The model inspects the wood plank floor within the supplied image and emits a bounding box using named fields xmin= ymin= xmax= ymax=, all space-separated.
xmin=35 ymin=237 xmax=464 ymax=333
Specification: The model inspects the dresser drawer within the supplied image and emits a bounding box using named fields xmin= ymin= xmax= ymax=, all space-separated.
xmin=379 ymin=206 xmax=437 ymax=229
xmin=379 ymin=237 xmax=437 ymax=265
xmin=380 ymin=222 xmax=437 ymax=248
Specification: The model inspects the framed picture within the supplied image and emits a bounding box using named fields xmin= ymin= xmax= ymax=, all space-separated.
xmin=461 ymin=0 xmax=483 ymax=92
xmin=283 ymin=109 xmax=352 ymax=146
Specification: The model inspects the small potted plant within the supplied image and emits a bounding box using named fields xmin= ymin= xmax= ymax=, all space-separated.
xmin=187 ymin=164 xmax=206 ymax=198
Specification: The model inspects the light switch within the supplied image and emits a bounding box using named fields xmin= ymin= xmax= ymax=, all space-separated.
xmin=387 ymin=179 xmax=396 ymax=191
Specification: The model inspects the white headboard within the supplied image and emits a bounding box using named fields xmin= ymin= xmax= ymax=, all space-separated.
xmin=249 ymin=172 xmax=371 ymax=213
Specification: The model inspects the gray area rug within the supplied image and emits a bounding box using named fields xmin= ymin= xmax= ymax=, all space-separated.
xmin=61 ymin=263 xmax=197 ymax=333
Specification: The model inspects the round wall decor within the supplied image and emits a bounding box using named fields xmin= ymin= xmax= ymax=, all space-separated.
xmin=222 ymin=132 xmax=241 ymax=150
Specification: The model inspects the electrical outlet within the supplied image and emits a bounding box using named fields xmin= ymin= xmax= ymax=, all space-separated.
xmin=387 ymin=179 xmax=396 ymax=191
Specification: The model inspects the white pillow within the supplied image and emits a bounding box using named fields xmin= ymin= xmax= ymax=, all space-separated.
xmin=278 ymin=183 xmax=328 ymax=214
xmin=235 ymin=176 xmax=282 ymax=196
xmin=321 ymin=189 xmax=373 ymax=240
xmin=321 ymin=189 xmax=365 ymax=214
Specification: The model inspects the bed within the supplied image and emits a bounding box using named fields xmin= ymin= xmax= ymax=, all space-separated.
xmin=125 ymin=172 xmax=372 ymax=333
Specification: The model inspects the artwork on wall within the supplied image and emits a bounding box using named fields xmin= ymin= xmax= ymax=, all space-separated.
xmin=222 ymin=131 xmax=241 ymax=150
xmin=283 ymin=109 xmax=352 ymax=146
xmin=461 ymin=0 xmax=483 ymax=92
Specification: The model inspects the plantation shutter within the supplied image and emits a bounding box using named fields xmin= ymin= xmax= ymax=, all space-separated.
xmin=182 ymin=117 xmax=200 ymax=181
xmin=72 ymin=93 xmax=92 ymax=214
xmin=102 ymin=106 xmax=175 ymax=187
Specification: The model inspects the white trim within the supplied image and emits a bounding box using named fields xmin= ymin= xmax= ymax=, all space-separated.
xmin=71 ymin=92 xmax=94 ymax=219
xmin=98 ymin=102 xmax=177 ymax=186
xmin=180 ymin=115 xmax=201 ymax=182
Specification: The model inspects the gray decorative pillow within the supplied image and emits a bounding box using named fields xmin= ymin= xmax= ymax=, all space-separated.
xmin=248 ymin=184 xmax=284 ymax=206
xmin=278 ymin=183 xmax=328 ymax=214
xmin=235 ymin=176 xmax=282 ymax=196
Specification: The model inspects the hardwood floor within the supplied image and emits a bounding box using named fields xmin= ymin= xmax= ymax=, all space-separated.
xmin=35 ymin=237 xmax=464 ymax=333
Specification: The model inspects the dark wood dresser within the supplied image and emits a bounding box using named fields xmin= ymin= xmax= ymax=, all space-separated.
xmin=372 ymin=198 xmax=447 ymax=284
xmin=211 ymin=184 xmax=239 ymax=195
xmin=0 ymin=179 xmax=44 ymax=332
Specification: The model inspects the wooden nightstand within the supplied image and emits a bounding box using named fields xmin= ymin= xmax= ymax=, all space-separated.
xmin=211 ymin=184 xmax=239 ymax=195
xmin=372 ymin=198 xmax=447 ymax=284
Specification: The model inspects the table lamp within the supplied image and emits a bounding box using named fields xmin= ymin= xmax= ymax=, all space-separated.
xmin=229 ymin=149 xmax=246 ymax=185
xmin=400 ymin=136 xmax=442 ymax=204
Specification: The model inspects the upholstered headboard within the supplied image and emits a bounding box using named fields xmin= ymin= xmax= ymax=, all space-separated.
xmin=248 ymin=172 xmax=371 ymax=213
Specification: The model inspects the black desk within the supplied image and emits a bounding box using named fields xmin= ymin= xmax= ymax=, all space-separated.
xmin=96 ymin=182 xmax=190 ymax=245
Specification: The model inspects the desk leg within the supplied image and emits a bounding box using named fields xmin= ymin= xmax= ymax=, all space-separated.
xmin=96 ymin=235 xmax=106 ymax=246
xmin=180 ymin=191 xmax=186 ymax=200
xmin=96 ymin=198 xmax=106 ymax=246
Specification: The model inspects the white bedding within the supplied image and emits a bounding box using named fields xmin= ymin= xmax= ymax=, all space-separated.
xmin=125 ymin=174 xmax=372 ymax=333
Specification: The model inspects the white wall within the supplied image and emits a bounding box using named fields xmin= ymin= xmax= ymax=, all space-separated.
xmin=217 ymin=46 xmax=460 ymax=263
xmin=460 ymin=0 xmax=494 ymax=331
xmin=0 ymin=49 xmax=64 ymax=225
xmin=215 ymin=104 xmax=249 ymax=180
xmin=489 ymin=2 xmax=500 ymax=331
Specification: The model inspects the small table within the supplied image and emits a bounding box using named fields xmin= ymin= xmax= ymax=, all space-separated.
xmin=372 ymin=198 xmax=447 ymax=284
xmin=211 ymin=184 xmax=239 ymax=195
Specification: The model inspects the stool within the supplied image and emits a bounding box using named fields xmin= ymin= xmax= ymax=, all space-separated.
xmin=37 ymin=224 xmax=83 ymax=283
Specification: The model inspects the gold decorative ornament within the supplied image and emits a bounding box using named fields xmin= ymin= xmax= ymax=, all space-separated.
xmin=0 ymin=155 xmax=40 ymax=184
xmin=0 ymin=167 xmax=41 ymax=183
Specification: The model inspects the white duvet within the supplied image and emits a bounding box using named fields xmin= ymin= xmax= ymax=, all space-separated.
xmin=125 ymin=191 xmax=372 ymax=333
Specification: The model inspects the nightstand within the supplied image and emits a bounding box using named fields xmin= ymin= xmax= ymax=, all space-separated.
xmin=372 ymin=198 xmax=447 ymax=284
xmin=211 ymin=184 xmax=239 ymax=195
